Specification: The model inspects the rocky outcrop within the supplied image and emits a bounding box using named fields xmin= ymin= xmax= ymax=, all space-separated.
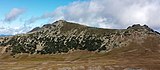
xmin=0 ymin=20 xmax=159 ymax=55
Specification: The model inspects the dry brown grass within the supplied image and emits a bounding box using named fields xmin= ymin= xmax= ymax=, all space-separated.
xmin=0 ymin=36 xmax=160 ymax=70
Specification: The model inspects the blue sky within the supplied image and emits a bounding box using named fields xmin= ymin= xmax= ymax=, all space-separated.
xmin=0 ymin=0 xmax=76 ymax=15
xmin=0 ymin=0 xmax=78 ymax=35
xmin=0 ymin=0 xmax=160 ymax=35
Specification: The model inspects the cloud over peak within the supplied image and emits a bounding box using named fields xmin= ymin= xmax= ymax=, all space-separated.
xmin=26 ymin=0 xmax=160 ymax=31
xmin=50 ymin=0 xmax=160 ymax=30
xmin=4 ymin=8 xmax=25 ymax=22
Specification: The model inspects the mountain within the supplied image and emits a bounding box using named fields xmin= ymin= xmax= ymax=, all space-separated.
xmin=0 ymin=20 xmax=160 ymax=69
xmin=0 ymin=20 xmax=159 ymax=55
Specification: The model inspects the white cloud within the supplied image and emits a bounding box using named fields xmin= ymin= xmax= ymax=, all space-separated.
xmin=4 ymin=8 xmax=25 ymax=22
xmin=0 ymin=26 xmax=31 ymax=35
xmin=26 ymin=0 xmax=160 ymax=31
xmin=0 ymin=19 xmax=31 ymax=35
xmin=0 ymin=8 xmax=30 ymax=35
xmin=47 ymin=0 xmax=160 ymax=31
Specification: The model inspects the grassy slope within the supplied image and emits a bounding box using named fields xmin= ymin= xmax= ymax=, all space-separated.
xmin=0 ymin=36 xmax=160 ymax=70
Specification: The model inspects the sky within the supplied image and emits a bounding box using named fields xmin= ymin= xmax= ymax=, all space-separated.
xmin=0 ymin=0 xmax=160 ymax=35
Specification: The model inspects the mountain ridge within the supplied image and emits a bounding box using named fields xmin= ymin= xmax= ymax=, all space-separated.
xmin=0 ymin=20 xmax=159 ymax=55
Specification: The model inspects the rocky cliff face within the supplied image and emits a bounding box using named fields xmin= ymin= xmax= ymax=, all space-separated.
xmin=0 ymin=20 xmax=159 ymax=55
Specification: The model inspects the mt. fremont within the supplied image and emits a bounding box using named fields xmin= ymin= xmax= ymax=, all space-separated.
xmin=0 ymin=20 xmax=159 ymax=56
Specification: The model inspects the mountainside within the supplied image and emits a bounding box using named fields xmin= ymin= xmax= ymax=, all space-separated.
xmin=0 ymin=20 xmax=160 ymax=69
xmin=0 ymin=20 xmax=160 ymax=55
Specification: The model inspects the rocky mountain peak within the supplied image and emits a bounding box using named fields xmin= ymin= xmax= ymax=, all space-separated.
xmin=29 ymin=20 xmax=67 ymax=33
xmin=127 ymin=24 xmax=146 ymax=29
xmin=127 ymin=24 xmax=155 ymax=32
xmin=53 ymin=20 xmax=67 ymax=26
